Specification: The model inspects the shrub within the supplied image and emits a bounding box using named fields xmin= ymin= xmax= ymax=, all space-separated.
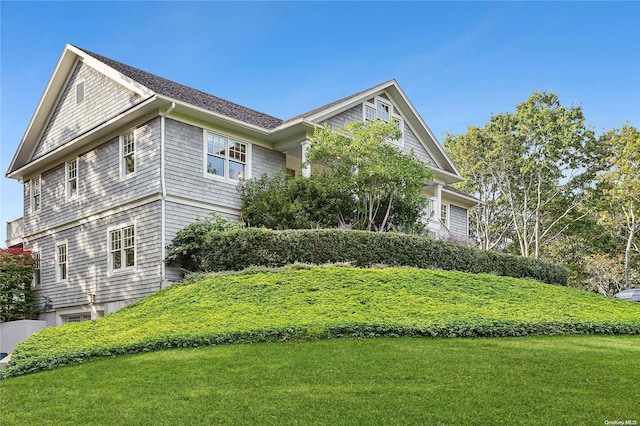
xmin=0 ymin=248 xmax=37 ymax=322
xmin=238 ymin=171 xmax=354 ymax=230
xmin=167 ymin=228 xmax=568 ymax=285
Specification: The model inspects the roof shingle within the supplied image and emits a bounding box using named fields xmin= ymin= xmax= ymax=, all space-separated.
xmin=76 ymin=46 xmax=284 ymax=129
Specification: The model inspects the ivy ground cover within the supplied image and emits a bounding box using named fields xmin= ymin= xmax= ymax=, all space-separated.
xmin=2 ymin=336 xmax=639 ymax=425
xmin=6 ymin=266 xmax=640 ymax=377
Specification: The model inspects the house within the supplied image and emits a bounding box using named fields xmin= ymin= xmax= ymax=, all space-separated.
xmin=5 ymin=44 xmax=478 ymax=325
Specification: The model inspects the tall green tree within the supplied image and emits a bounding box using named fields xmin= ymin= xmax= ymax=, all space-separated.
xmin=595 ymin=124 xmax=640 ymax=288
xmin=446 ymin=91 xmax=597 ymax=258
xmin=306 ymin=121 xmax=432 ymax=232
xmin=444 ymin=126 xmax=513 ymax=251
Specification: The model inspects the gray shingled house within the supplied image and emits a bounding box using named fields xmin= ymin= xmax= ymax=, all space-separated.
xmin=5 ymin=44 xmax=478 ymax=325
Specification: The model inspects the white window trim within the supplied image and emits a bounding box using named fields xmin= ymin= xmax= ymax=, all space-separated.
xmin=31 ymin=245 xmax=41 ymax=289
xmin=55 ymin=240 xmax=69 ymax=283
xmin=441 ymin=203 xmax=450 ymax=229
xmin=76 ymin=80 xmax=85 ymax=105
xmin=362 ymin=95 xmax=404 ymax=146
xmin=119 ymin=129 xmax=137 ymax=180
xmin=66 ymin=157 xmax=79 ymax=201
xmin=30 ymin=175 xmax=42 ymax=214
xmin=202 ymin=128 xmax=252 ymax=184
xmin=107 ymin=223 xmax=137 ymax=275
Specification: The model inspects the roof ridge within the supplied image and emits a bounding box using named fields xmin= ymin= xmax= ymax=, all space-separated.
xmin=74 ymin=45 xmax=284 ymax=129
xmin=281 ymin=80 xmax=395 ymax=125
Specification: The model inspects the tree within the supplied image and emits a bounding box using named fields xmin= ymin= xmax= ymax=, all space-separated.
xmin=445 ymin=91 xmax=597 ymax=258
xmin=443 ymin=126 xmax=513 ymax=251
xmin=0 ymin=248 xmax=37 ymax=322
xmin=306 ymin=121 xmax=433 ymax=232
xmin=595 ymin=124 xmax=640 ymax=289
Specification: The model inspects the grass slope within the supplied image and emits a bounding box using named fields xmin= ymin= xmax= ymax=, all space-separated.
xmin=2 ymin=336 xmax=639 ymax=425
xmin=6 ymin=266 xmax=640 ymax=377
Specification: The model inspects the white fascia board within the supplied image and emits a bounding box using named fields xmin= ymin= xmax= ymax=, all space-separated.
xmin=6 ymin=45 xmax=79 ymax=177
xmin=67 ymin=45 xmax=154 ymax=98
xmin=156 ymin=95 xmax=273 ymax=137
xmin=389 ymin=83 xmax=461 ymax=177
xmin=441 ymin=187 xmax=481 ymax=207
xmin=430 ymin=166 xmax=465 ymax=184
xmin=298 ymin=80 xmax=397 ymax=125
xmin=7 ymin=96 xmax=159 ymax=180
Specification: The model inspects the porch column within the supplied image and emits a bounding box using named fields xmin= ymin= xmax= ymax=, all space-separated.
xmin=301 ymin=140 xmax=311 ymax=178
xmin=434 ymin=184 xmax=442 ymax=222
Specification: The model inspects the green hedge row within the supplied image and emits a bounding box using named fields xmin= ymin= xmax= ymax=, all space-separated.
xmin=175 ymin=229 xmax=567 ymax=285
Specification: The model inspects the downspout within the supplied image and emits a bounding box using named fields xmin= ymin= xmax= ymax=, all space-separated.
xmin=160 ymin=102 xmax=175 ymax=289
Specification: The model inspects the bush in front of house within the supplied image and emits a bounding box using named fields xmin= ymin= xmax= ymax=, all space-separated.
xmin=166 ymin=226 xmax=568 ymax=285
xmin=0 ymin=248 xmax=37 ymax=322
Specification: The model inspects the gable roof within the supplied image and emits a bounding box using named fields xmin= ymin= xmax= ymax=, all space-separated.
xmin=6 ymin=44 xmax=462 ymax=182
xmin=75 ymin=46 xmax=283 ymax=130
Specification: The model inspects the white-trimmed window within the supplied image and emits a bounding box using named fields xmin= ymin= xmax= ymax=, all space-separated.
xmin=76 ymin=81 xmax=85 ymax=105
xmin=121 ymin=130 xmax=136 ymax=178
xmin=205 ymin=131 xmax=248 ymax=181
xmin=31 ymin=176 xmax=41 ymax=213
xmin=441 ymin=203 xmax=450 ymax=227
xmin=109 ymin=225 xmax=135 ymax=272
xmin=66 ymin=158 xmax=78 ymax=199
xmin=32 ymin=251 xmax=41 ymax=289
xmin=67 ymin=314 xmax=92 ymax=323
xmin=363 ymin=97 xmax=404 ymax=144
xmin=56 ymin=243 xmax=68 ymax=282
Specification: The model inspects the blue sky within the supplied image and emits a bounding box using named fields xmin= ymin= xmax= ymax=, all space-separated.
xmin=1 ymin=1 xmax=639 ymax=244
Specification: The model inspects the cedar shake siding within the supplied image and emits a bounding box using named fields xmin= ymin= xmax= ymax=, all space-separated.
xmin=23 ymin=118 xmax=161 ymax=237
xmin=33 ymin=61 xmax=144 ymax=161
xmin=24 ymin=201 xmax=161 ymax=310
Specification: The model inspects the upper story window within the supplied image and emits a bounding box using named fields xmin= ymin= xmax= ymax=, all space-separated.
xmin=56 ymin=243 xmax=68 ymax=282
xmin=76 ymin=81 xmax=85 ymax=105
xmin=66 ymin=158 xmax=78 ymax=199
xmin=363 ymin=97 xmax=404 ymax=145
xmin=31 ymin=176 xmax=41 ymax=213
xmin=109 ymin=225 xmax=135 ymax=272
xmin=121 ymin=130 xmax=136 ymax=178
xmin=205 ymin=131 xmax=248 ymax=181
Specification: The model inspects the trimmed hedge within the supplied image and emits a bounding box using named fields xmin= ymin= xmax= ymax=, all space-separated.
xmin=173 ymin=228 xmax=567 ymax=285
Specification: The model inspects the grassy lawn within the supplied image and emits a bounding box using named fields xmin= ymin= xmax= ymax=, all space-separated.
xmin=1 ymin=335 xmax=639 ymax=425
xmin=6 ymin=266 xmax=640 ymax=377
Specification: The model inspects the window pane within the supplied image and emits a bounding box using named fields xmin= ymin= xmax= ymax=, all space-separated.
xmin=125 ymin=248 xmax=135 ymax=267
xmin=365 ymin=105 xmax=376 ymax=121
xmin=123 ymin=226 xmax=134 ymax=248
xmin=229 ymin=141 xmax=246 ymax=162
xmin=208 ymin=134 xmax=226 ymax=156
xmin=376 ymin=101 xmax=390 ymax=121
xmin=110 ymin=230 xmax=121 ymax=251
xmin=113 ymin=251 xmax=122 ymax=269
xmin=60 ymin=263 xmax=67 ymax=280
xmin=229 ymin=160 xmax=246 ymax=181
xmin=125 ymin=154 xmax=135 ymax=174
xmin=207 ymin=155 xmax=225 ymax=176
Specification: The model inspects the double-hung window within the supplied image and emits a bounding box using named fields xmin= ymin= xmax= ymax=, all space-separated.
xmin=121 ymin=131 xmax=135 ymax=177
xmin=67 ymin=158 xmax=78 ymax=199
xmin=206 ymin=132 xmax=248 ymax=181
xmin=32 ymin=251 xmax=41 ymax=288
xmin=109 ymin=225 xmax=135 ymax=272
xmin=31 ymin=176 xmax=41 ymax=213
xmin=56 ymin=243 xmax=68 ymax=282
xmin=440 ymin=203 xmax=449 ymax=227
